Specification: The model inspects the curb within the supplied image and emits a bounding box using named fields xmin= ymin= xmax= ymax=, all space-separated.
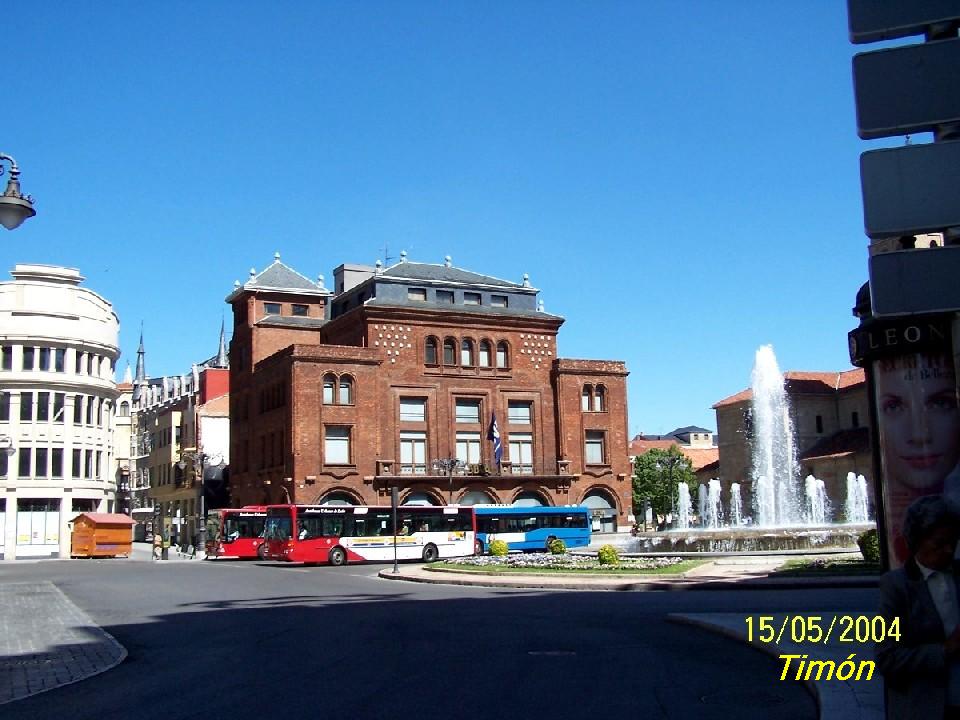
xmin=377 ymin=567 xmax=880 ymax=591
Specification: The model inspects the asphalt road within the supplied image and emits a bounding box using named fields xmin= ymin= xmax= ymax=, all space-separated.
xmin=0 ymin=557 xmax=879 ymax=720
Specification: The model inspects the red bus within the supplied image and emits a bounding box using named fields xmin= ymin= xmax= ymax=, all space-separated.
xmin=262 ymin=504 xmax=476 ymax=565
xmin=205 ymin=506 xmax=268 ymax=559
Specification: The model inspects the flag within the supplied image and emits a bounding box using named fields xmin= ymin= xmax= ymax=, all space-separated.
xmin=487 ymin=412 xmax=502 ymax=468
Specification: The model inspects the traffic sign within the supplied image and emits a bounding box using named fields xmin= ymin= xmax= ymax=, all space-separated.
xmin=848 ymin=0 xmax=960 ymax=44
xmin=869 ymin=246 xmax=960 ymax=316
xmin=854 ymin=37 xmax=960 ymax=139
xmin=860 ymin=139 xmax=960 ymax=238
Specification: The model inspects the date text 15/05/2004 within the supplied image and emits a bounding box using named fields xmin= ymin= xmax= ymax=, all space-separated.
xmin=745 ymin=615 xmax=900 ymax=646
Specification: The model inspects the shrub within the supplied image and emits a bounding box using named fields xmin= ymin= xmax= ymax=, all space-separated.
xmin=547 ymin=538 xmax=567 ymax=555
xmin=857 ymin=529 xmax=881 ymax=564
xmin=597 ymin=544 xmax=620 ymax=566
xmin=488 ymin=539 xmax=509 ymax=557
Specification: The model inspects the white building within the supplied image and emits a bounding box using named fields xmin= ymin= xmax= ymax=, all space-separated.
xmin=0 ymin=264 xmax=120 ymax=558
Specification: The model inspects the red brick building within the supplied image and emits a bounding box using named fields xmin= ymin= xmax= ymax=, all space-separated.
xmin=227 ymin=254 xmax=631 ymax=530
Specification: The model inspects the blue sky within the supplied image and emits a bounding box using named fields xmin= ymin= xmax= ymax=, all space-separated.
xmin=3 ymin=2 xmax=890 ymax=436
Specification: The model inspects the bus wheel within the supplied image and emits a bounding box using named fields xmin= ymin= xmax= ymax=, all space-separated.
xmin=329 ymin=547 xmax=347 ymax=566
xmin=422 ymin=544 xmax=439 ymax=563
xmin=257 ymin=544 xmax=268 ymax=560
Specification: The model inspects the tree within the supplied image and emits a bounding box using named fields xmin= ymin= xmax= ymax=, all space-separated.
xmin=631 ymin=446 xmax=696 ymax=529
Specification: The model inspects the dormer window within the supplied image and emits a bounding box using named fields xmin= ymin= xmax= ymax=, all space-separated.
xmin=437 ymin=290 xmax=455 ymax=304
xmin=292 ymin=304 xmax=309 ymax=316
xmin=408 ymin=287 xmax=427 ymax=302
xmin=491 ymin=295 xmax=508 ymax=308
xmin=264 ymin=302 xmax=281 ymax=315
xmin=464 ymin=292 xmax=481 ymax=305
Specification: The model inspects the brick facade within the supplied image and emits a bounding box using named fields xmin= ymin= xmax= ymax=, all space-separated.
xmin=227 ymin=257 xmax=631 ymax=529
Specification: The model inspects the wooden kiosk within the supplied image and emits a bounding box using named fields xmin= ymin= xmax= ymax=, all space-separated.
xmin=70 ymin=513 xmax=136 ymax=558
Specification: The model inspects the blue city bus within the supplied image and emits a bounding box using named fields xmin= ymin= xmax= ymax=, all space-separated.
xmin=473 ymin=505 xmax=592 ymax=553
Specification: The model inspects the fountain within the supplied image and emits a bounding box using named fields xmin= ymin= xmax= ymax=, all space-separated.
xmin=676 ymin=482 xmax=692 ymax=530
xmin=844 ymin=472 xmax=870 ymax=524
xmin=751 ymin=345 xmax=801 ymax=525
xmin=804 ymin=475 xmax=830 ymax=525
xmin=621 ymin=344 xmax=875 ymax=555
xmin=729 ymin=482 xmax=743 ymax=527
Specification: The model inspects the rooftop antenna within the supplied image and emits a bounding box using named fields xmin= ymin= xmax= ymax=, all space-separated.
xmin=380 ymin=241 xmax=396 ymax=267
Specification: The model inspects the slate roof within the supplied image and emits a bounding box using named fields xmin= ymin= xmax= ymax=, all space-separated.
xmin=254 ymin=316 xmax=327 ymax=329
xmin=226 ymin=254 xmax=330 ymax=301
xmin=380 ymin=261 xmax=533 ymax=290
xmin=713 ymin=368 xmax=866 ymax=408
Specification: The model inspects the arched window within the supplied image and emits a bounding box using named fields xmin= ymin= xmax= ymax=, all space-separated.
xmin=496 ymin=341 xmax=509 ymax=368
xmin=443 ymin=338 xmax=457 ymax=365
xmin=119 ymin=401 xmax=130 ymax=417
xmin=338 ymin=375 xmax=354 ymax=405
xmin=322 ymin=374 xmax=336 ymax=404
xmin=425 ymin=336 xmax=438 ymax=365
xmin=593 ymin=385 xmax=605 ymax=412
xmin=478 ymin=340 xmax=492 ymax=367
xmin=582 ymin=385 xmax=592 ymax=411
xmin=461 ymin=338 xmax=474 ymax=366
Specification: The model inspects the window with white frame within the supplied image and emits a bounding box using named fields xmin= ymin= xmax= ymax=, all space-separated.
xmin=456 ymin=431 xmax=482 ymax=465
xmin=585 ymin=431 xmax=606 ymax=464
xmin=508 ymin=432 xmax=533 ymax=474
xmin=399 ymin=398 xmax=426 ymax=422
xmin=324 ymin=426 xmax=351 ymax=465
xmin=322 ymin=374 xmax=336 ymax=405
xmin=507 ymin=401 xmax=532 ymax=424
xmin=593 ymin=385 xmax=605 ymax=412
xmin=399 ymin=431 xmax=427 ymax=474
xmin=455 ymin=399 xmax=481 ymax=424
xmin=478 ymin=340 xmax=491 ymax=367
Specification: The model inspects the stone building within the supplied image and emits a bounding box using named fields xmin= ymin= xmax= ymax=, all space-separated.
xmin=0 ymin=264 xmax=120 ymax=558
xmin=228 ymin=253 xmax=632 ymax=530
xmin=712 ymin=368 xmax=871 ymax=512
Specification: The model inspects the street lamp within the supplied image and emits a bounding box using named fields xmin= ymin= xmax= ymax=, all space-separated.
xmin=431 ymin=458 xmax=466 ymax=504
xmin=0 ymin=154 xmax=36 ymax=230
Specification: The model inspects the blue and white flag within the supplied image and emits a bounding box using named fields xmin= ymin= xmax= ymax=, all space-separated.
xmin=487 ymin=412 xmax=503 ymax=468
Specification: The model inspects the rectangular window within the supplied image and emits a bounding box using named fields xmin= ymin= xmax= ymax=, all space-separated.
xmin=55 ymin=348 xmax=66 ymax=372
xmin=455 ymin=431 xmax=482 ymax=465
xmin=52 ymin=393 xmax=65 ymax=424
xmin=37 ymin=392 xmax=50 ymax=422
xmin=507 ymin=401 xmax=532 ymax=424
xmin=399 ymin=398 xmax=426 ymax=423
xmin=324 ymin=426 xmax=351 ymax=465
xmin=20 ymin=392 xmax=33 ymax=422
xmin=86 ymin=398 xmax=94 ymax=425
xmin=1 ymin=346 xmax=11 ymax=370
xmin=0 ymin=453 xmax=7 ymax=477
xmin=399 ymin=431 xmax=427 ymax=474
xmin=38 ymin=347 xmax=51 ymax=371
xmin=815 ymin=415 xmax=824 ymax=434
xmin=585 ymin=431 xmax=606 ymax=465
xmin=35 ymin=448 xmax=48 ymax=478
xmin=436 ymin=290 xmax=454 ymax=304
xmin=407 ymin=288 xmax=427 ymax=302
xmin=508 ymin=432 xmax=534 ymax=474
xmin=463 ymin=292 xmax=481 ymax=305
xmin=455 ymin=399 xmax=481 ymax=424
xmin=73 ymin=395 xmax=83 ymax=425
xmin=291 ymin=304 xmax=309 ymax=316
xmin=72 ymin=449 xmax=82 ymax=479
xmin=76 ymin=351 xmax=84 ymax=374
xmin=0 ymin=392 xmax=8 ymax=422
xmin=22 ymin=347 xmax=34 ymax=371
xmin=87 ymin=354 xmax=94 ymax=376
xmin=85 ymin=450 xmax=93 ymax=479
xmin=851 ymin=411 xmax=860 ymax=428
xmin=491 ymin=295 xmax=508 ymax=308
xmin=51 ymin=449 xmax=63 ymax=478
xmin=18 ymin=449 xmax=31 ymax=478
xmin=264 ymin=302 xmax=281 ymax=315
xmin=96 ymin=451 xmax=102 ymax=478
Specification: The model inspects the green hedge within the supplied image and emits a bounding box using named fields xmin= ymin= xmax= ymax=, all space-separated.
xmin=597 ymin=544 xmax=620 ymax=566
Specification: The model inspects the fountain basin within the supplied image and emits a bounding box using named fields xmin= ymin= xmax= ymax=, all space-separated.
xmin=620 ymin=523 xmax=875 ymax=554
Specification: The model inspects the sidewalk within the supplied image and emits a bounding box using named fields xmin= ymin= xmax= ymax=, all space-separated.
xmin=0 ymin=582 xmax=126 ymax=705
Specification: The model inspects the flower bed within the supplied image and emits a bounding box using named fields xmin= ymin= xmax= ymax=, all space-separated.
xmin=437 ymin=552 xmax=694 ymax=573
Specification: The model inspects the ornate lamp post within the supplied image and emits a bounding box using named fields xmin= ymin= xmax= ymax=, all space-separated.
xmin=177 ymin=450 xmax=224 ymax=556
xmin=0 ymin=154 xmax=36 ymax=230
xmin=431 ymin=458 xmax=466 ymax=504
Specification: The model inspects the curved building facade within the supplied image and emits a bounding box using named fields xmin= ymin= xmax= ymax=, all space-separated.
xmin=0 ymin=264 xmax=120 ymax=558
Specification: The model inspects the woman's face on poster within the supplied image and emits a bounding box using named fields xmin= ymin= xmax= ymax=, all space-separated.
xmin=878 ymin=355 xmax=960 ymax=490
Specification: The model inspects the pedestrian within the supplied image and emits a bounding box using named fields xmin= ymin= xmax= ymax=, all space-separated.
xmin=876 ymin=494 xmax=960 ymax=720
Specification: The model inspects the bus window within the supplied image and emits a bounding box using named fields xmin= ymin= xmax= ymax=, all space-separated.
xmin=322 ymin=516 xmax=344 ymax=537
